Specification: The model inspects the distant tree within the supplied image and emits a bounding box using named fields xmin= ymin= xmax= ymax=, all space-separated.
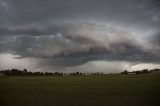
xmin=121 ymin=70 xmax=128 ymax=74
xmin=23 ymin=69 xmax=27 ymax=73
xmin=142 ymin=69 xmax=148 ymax=73
xmin=45 ymin=72 xmax=53 ymax=76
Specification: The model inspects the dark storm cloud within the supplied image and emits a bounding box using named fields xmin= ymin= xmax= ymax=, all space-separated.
xmin=50 ymin=42 xmax=160 ymax=66
xmin=151 ymin=32 xmax=160 ymax=45
xmin=0 ymin=22 xmax=97 ymax=59
xmin=0 ymin=24 xmax=66 ymax=36
xmin=149 ymin=31 xmax=160 ymax=52
xmin=0 ymin=0 xmax=159 ymax=26
xmin=0 ymin=0 xmax=160 ymax=68
xmin=0 ymin=22 xmax=159 ymax=67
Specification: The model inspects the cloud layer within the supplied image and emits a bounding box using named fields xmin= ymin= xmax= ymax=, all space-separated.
xmin=0 ymin=0 xmax=160 ymax=72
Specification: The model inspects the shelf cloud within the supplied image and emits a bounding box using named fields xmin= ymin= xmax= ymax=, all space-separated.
xmin=0 ymin=0 xmax=160 ymax=72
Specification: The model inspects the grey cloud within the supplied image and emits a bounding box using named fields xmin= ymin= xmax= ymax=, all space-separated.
xmin=0 ymin=23 xmax=98 ymax=59
xmin=0 ymin=21 xmax=159 ymax=67
xmin=0 ymin=0 xmax=159 ymax=27
xmin=0 ymin=24 xmax=68 ymax=36
xmin=152 ymin=32 xmax=160 ymax=45
xmin=149 ymin=31 xmax=160 ymax=52
xmin=0 ymin=0 xmax=160 ymax=69
xmin=34 ymin=41 xmax=160 ymax=67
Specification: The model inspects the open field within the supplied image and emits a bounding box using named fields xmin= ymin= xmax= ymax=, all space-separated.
xmin=0 ymin=74 xmax=160 ymax=106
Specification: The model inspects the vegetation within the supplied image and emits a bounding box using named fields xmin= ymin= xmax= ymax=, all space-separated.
xmin=0 ymin=69 xmax=106 ymax=76
xmin=0 ymin=68 xmax=160 ymax=77
xmin=121 ymin=69 xmax=160 ymax=74
xmin=0 ymin=74 xmax=160 ymax=106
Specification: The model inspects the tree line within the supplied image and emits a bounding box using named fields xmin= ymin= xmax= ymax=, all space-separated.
xmin=121 ymin=69 xmax=160 ymax=74
xmin=0 ymin=69 xmax=106 ymax=76
xmin=0 ymin=68 xmax=159 ymax=76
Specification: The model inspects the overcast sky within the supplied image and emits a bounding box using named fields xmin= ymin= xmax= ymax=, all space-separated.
xmin=0 ymin=0 xmax=160 ymax=73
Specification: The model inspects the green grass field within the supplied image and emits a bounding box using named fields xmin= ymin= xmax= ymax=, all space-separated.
xmin=0 ymin=74 xmax=160 ymax=106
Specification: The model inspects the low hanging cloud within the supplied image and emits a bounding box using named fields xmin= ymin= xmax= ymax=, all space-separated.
xmin=0 ymin=21 xmax=159 ymax=68
xmin=0 ymin=0 xmax=160 ymax=71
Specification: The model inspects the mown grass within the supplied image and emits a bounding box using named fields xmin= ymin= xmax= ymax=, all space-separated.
xmin=0 ymin=74 xmax=160 ymax=106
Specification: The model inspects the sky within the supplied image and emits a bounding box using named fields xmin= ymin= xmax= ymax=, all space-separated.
xmin=0 ymin=0 xmax=160 ymax=73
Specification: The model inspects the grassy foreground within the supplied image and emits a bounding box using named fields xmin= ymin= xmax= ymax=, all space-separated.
xmin=0 ymin=74 xmax=160 ymax=106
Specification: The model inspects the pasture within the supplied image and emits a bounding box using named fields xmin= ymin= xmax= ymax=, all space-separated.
xmin=0 ymin=74 xmax=160 ymax=106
